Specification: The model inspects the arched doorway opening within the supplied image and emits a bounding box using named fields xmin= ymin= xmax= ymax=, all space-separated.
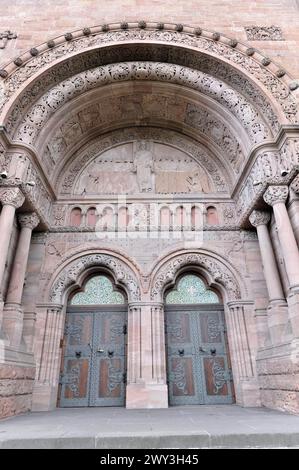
xmin=165 ymin=273 xmax=235 ymax=406
xmin=58 ymin=274 xmax=128 ymax=408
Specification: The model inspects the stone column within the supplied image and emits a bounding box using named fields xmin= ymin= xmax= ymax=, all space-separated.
xmin=126 ymin=302 xmax=168 ymax=409
xmin=0 ymin=188 xmax=25 ymax=328
xmin=264 ymin=186 xmax=299 ymax=336
xmin=32 ymin=306 xmax=65 ymax=411
xmin=3 ymin=212 xmax=39 ymax=348
xmin=249 ymin=210 xmax=288 ymax=344
xmin=226 ymin=301 xmax=261 ymax=407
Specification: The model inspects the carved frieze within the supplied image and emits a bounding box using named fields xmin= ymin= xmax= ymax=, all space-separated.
xmin=151 ymin=253 xmax=241 ymax=301
xmin=49 ymin=254 xmax=141 ymax=303
xmin=245 ymin=26 xmax=284 ymax=41
xmin=13 ymin=62 xmax=270 ymax=150
xmin=236 ymin=139 xmax=299 ymax=221
xmin=2 ymin=29 xmax=294 ymax=136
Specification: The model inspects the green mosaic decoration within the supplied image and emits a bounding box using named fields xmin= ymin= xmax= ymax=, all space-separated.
xmin=70 ymin=275 xmax=125 ymax=305
xmin=165 ymin=274 xmax=219 ymax=304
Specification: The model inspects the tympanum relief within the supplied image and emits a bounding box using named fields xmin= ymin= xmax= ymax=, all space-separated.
xmin=74 ymin=141 xmax=212 ymax=195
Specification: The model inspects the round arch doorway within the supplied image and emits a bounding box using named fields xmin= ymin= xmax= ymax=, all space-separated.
xmin=165 ymin=273 xmax=235 ymax=406
xmin=58 ymin=274 xmax=127 ymax=408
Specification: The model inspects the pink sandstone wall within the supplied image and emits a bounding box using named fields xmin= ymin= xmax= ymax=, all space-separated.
xmin=0 ymin=0 xmax=299 ymax=77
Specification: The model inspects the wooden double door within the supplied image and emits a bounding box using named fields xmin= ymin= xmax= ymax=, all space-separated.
xmin=59 ymin=306 xmax=127 ymax=407
xmin=166 ymin=305 xmax=234 ymax=406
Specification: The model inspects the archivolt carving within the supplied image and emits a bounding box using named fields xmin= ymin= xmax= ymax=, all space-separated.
xmin=58 ymin=128 xmax=230 ymax=194
xmin=13 ymin=62 xmax=270 ymax=147
xmin=150 ymin=252 xmax=242 ymax=301
xmin=49 ymin=253 xmax=141 ymax=303
xmin=1 ymin=28 xmax=296 ymax=133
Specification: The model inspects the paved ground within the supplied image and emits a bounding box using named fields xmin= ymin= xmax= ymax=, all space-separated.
xmin=0 ymin=405 xmax=299 ymax=448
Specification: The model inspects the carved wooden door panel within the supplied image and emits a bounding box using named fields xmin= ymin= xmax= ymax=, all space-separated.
xmin=90 ymin=310 xmax=126 ymax=406
xmin=166 ymin=306 xmax=234 ymax=406
xmin=60 ymin=307 xmax=126 ymax=407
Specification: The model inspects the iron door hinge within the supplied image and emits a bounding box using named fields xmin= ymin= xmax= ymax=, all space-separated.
xmin=123 ymin=372 xmax=127 ymax=384
xmin=123 ymin=324 xmax=127 ymax=335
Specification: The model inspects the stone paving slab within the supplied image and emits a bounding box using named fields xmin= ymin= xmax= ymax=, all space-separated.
xmin=0 ymin=405 xmax=299 ymax=449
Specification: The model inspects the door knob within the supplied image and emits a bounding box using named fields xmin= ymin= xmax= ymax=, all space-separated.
xmin=75 ymin=351 xmax=82 ymax=358
xmin=178 ymin=349 xmax=185 ymax=356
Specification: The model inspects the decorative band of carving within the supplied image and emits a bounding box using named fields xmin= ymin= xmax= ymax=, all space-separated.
xmin=0 ymin=187 xmax=25 ymax=208
xmin=18 ymin=212 xmax=40 ymax=230
xmin=151 ymin=252 xmax=241 ymax=301
xmin=49 ymin=253 xmax=141 ymax=303
xmin=249 ymin=210 xmax=271 ymax=227
xmin=263 ymin=185 xmax=289 ymax=206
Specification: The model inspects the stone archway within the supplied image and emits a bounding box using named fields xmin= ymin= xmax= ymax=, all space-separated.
xmin=32 ymin=251 xmax=142 ymax=412
xmin=148 ymin=250 xmax=261 ymax=407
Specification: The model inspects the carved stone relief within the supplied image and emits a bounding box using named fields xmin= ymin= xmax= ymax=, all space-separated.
xmin=0 ymin=31 xmax=17 ymax=49
xmin=74 ymin=140 xmax=213 ymax=195
xmin=59 ymin=128 xmax=230 ymax=195
xmin=0 ymin=29 xmax=294 ymax=129
xmin=150 ymin=252 xmax=242 ymax=301
xmin=12 ymin=62 xmax=271 ymax=150
xmin=236 ymin=139 xmax=299 ymax=221
xmin=49 ymin=254 xmax=141 ymax=303
xmin=245 ymin=26 xmax=284 ymax=41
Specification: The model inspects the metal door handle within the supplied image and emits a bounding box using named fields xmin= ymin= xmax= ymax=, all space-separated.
xmin=210 ymin=348 xmax=217 ymax=355
xmin=108 ymin=350 xmax=114 ymax=357
xmin=97 ymin=348 xmax=104 ymax=353
xmin=199 ymin=346 xmax=207 ymax=353
xmin=75 ymin=351 xmax=82 ymax=358
xmin=178 ymin=349 xmax=185 ymax=356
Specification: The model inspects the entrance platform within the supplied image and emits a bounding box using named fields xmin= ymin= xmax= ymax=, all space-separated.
xmin=0 ymin=405 xmax=299 ymax=449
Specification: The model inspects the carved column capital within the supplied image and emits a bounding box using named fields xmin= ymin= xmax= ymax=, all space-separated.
xmin=18 ymin=212 xmax=40 ymax=230
xmin=263 ymin=185 xmax=289 ymax=206
xmin=0 ymin=187 xmax=25 ymax=208
xmin=291 ymin=175 xmax=299 ymax=194
xmin=249 ymin=210 xmax=271 ymax=227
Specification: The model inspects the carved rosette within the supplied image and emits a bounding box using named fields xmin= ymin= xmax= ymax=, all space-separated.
xmin=291 ymin=175 xmax=299 ymax=195
xmin=263 ymin=185 xmax=289 ymax=206
xmin=18 ymin=212 xmax=40 ymax=230
xmin=0 ymin=187 xmax=25 ymax=208
xmin=249 ymin=210 xmax=271 ymax=227
xmin=151 ymin=253 xmax=241 ymax=301
xmin=50 ymin=254 xmax=141 ymax=303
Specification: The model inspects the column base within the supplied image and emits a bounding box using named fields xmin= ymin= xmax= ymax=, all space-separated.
xmin=267 ymin=300 xmax=290 ymax=345
xmin=126 ymin=382 xmax=168 ymax=409
xmin=2 ymin=303 xmax=24 ymax=349
xmin=31 ymin=383 xmax=58 ymax=412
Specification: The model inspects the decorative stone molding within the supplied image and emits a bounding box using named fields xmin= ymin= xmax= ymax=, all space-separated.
xmin=0 ymin=187 xmax=25 ymax=208
xmin=236 ymin=139 xmax=299 ymax=223
xmin=13 ymin=62 xmax=270 ymax=149
xmin=49 ymin=253 xmax=141 ymax=303
xmin=244 ymin=26 xmax=284 ymax=41
xmin=291 ymin=175 xmax=299 ymax=194
xmin=1 ymin=27 xmax=296 ymax=130
xmin=0 ymin=31 xmax=17 ymax=49
xmin=263 ymin=186 xmax=289 ymax=206
xmin=151 ymin=252 xmax=241 ymax=301
xmin=249 ymin=210 xmax=271 ymax=227
xmin=18 ymin=212 xmax=40 ymax=230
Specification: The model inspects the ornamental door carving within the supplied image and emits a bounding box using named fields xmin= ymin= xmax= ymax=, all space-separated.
xmin=59 ymin=276 xmax=127 ymax=407
xmin=165 ymin=274 xmax=234 ymax=406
